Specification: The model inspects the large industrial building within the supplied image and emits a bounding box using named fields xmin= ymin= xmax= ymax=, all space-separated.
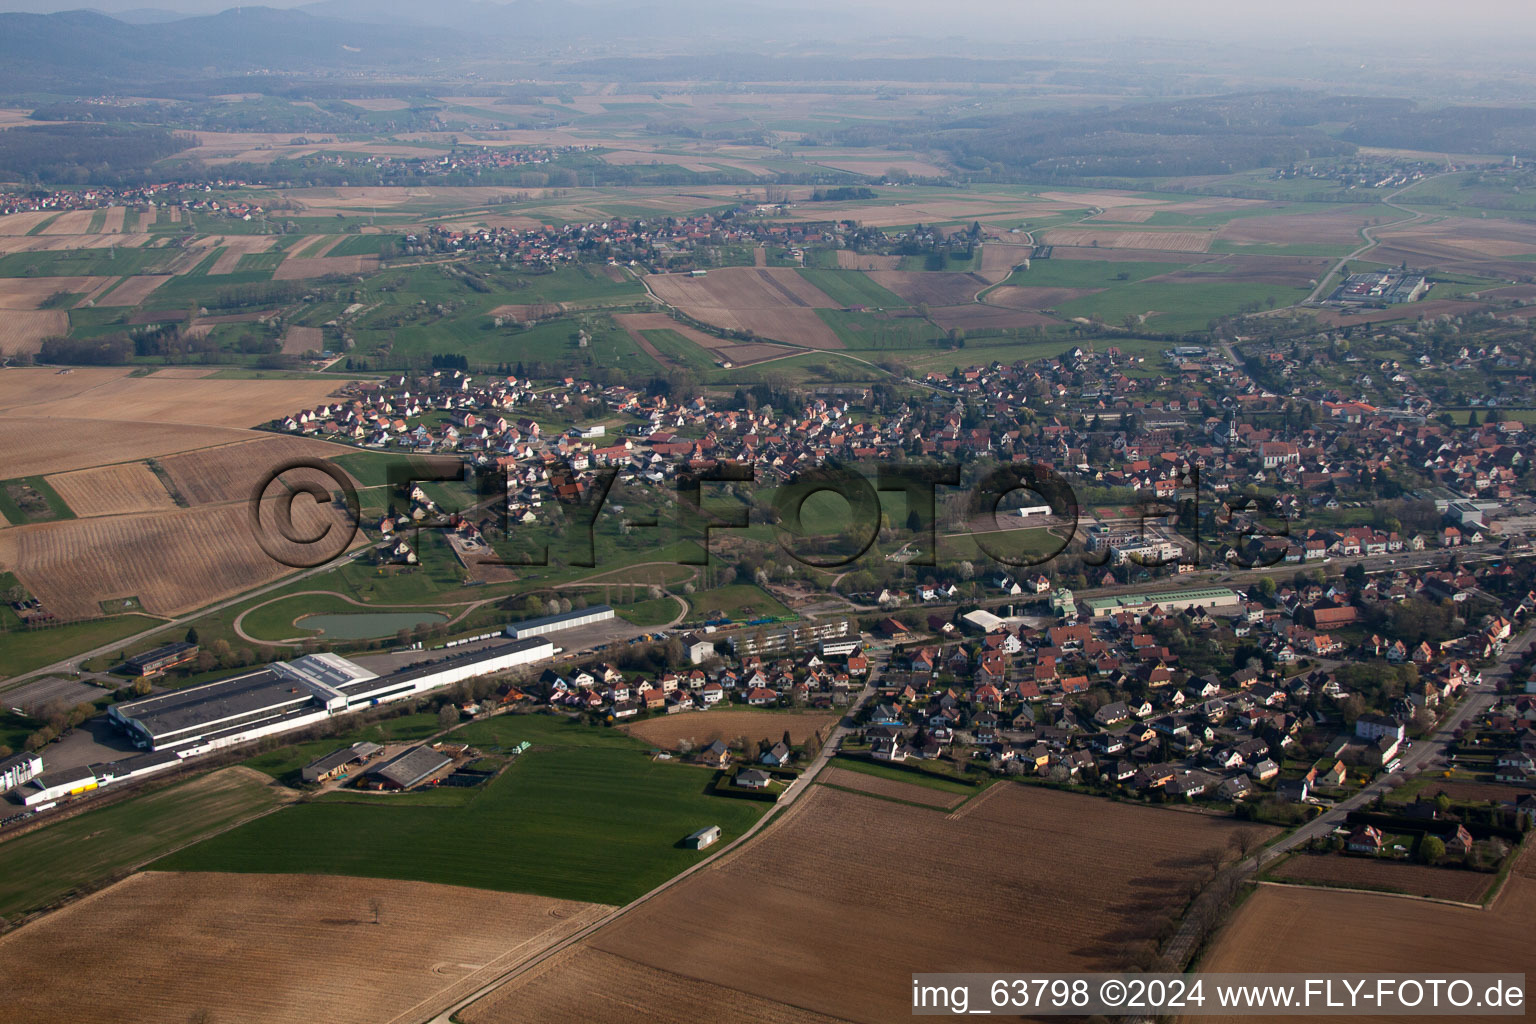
xmin=1083 ymin=586 xmax=1240 ymax=619
xmin=0 ymin=752 xmax=42 ymax=794
xmin=1330 ymin=271 xmax=1427 ymax=305
xmin=109 ymin=639 xmax=554 ymax=755
xmin=504 ymin=604 xmax=615 ymax=639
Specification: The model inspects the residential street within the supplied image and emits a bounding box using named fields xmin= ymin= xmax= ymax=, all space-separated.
xmin=1154 ymin=626 xmax=1532 ymax=977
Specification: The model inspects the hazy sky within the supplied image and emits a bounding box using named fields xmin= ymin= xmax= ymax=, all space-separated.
xmin=1 ymin=0 xmax=1532 ymax=49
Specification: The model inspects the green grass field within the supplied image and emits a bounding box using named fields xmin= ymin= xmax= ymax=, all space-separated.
xmin=640 ymin=328 xmax=716 ymax=373
xmin=154 ymin=712 xmax=766 ymax=904
xmin=829 ymin=755 xmax=977 ymax=794
xmin=0 ymin=767 xmax=283 ymax=918
xmin=687 ymin=583 xmax=791 ymax=623
xmin=0 ymin=475 xmax=76 ymax=524
xmin=0 ymin=615 xmax=162 ymax=681
xmin=797 ymin=268 xmax=908 ymax=308
xmin=0 ymin=246 xmax=176 ymax=278
xmin=818 ymin=308 xmax=943 ymax=349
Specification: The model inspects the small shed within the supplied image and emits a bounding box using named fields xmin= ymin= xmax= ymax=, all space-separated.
xmin=684 ymin=825 xmax=721 ymax=849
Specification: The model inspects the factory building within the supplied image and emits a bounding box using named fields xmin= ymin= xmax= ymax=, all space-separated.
xmin=20 ymin=750 xmax=181 ymax=807
xmin=123 ymin=641 xmax=200 ymax=676
xmin=1082 ymin=586 xmax=1241 ymax=619
xmin=504 ymin=604 xmax=615 ymax=639
xmin=109 ymin=639 xmax=555 ymax=755
xmin=0 ymin=752 xmax=43 ymax=793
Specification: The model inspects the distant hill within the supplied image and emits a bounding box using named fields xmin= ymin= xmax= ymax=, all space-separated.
xmin=0 ymin=7 xmax=464 ymax=87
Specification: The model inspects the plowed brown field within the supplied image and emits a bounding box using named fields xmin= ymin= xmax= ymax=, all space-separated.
xmin=466 ymin=946 xmax=845 ymax=1024
xmin=1265 ymin=853 xmax=1494 ymax=903
xmin=45 ymin=462 xmax=176 ymax=517
xmin=1186 ymin=846 xmax=1536 ymax=1024
xmin=0 ymin=276 xmax=114 ymax=309
xmin=866 ymin=270 xmax=989 ymax=306
xmin=475 ymin=785 xmax=1273 ymax=1024
xmin=818 ymin=766 xmax=966 ymax=809
xmin=0 ymin=419 xmax=254 ymax=477
xmin=96 ymin=275 xmax=172 ymax=306
xmin=0 ymin=496 xmax=357 ymax=618
xmin=621 ymin=709 xmax=839 ymax=749
xmin=157 ymin=435 xmax=357 ymax=506
xmin=0 ymin=872 xmax=608 ymax=1024
xmin=836 ymin=249 xmax=901 ymax=271
xmin=0 ymin=310 xmax=67 ymax=354
xmin=15 ymin=375 xmax=345 ymax=427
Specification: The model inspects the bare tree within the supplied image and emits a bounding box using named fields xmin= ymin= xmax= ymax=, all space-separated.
xmin=369 ymin=897 xmax=383 ymax=925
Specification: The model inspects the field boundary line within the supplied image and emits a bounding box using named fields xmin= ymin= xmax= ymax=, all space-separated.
xmin=812 ymin=778 xmax=961 ymax=813
xmin=944 ymin=777 xmax=1003 ymax=819
xmin=1252 ymin=879 xmax=1487 ymax=911
xmin=378 ymin=902 xmax=613 ymax=1024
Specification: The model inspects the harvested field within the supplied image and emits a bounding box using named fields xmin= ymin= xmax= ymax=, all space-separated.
xmin=208 ymin=235 xmax=278 ymax=274
xmin=465 ymin=946 xmax=844 ymax=1024
xmin=647 ymin=268 xmax=842 ymax=348
xmin=1217 ymin=207 xmax=1376 ymax=247
xmin=0 ymin=276 xmax=113 ymax=309
xmin=866 ymin=270 xmax=988 ymax=306
xmin=280 ymin=325 xmax=323 ymax=355
xmin=0 ymin=211 xmax=57 ymax=235
xmin=0 ymin=496 xmax=357 ymax=619
xmin=272 ymin=254 xmax=378 ymax=280
xmin=1266 ymin=853 xmax=1494 ymax=903
xmin=45 ymin=462 xmax=176 ymax=517
xmin=978 ymin=242 xmax=1034 ymax=281
xmin=818 ymin=766 xmax=965 ymax=809
xmin=15 ymin=375 xmax=347 ymax=427
xmin=0 ymin=872 xmax=608 ymax=1024
xmin=0 ymin=310 xmax=68 ymax=354
xmin=39 ymin=210 xmax=95 ymax=235
xmin=157 ymin=436 xmax=356 ymax=506
xmin=646 ymin=267 xmax=836 ymax=310
xmin=621 ymin=709 xmax=839 ymax=749
xmin=985 ymin=284 xmax=1104 ymax=308
xmin=1374 ymin=216 xmax=1536 ymax=258
xmin=0 ymin=232 xmax=157 ymax=256
xmin=0 ymin=367 xmax=134 ymax=412
xmin=287 ymin=235 xmax=336 ymax=258
xmin=1040 ymin=228 xmax=1214 ymax=252
xmin=681 ymin=306 xmax=841 ymax=349
xmin=483 ymin=785 xmax=1274 ymax=1024
xmin=835 ymin=249 xmax=901 ymax=271
xmin=0 ymin=418 xmax=254 ymax=477
xmin=99 ymin=207 xmax=126 ymax=233
xmin=1187 ymin=846 xmax=1536 ymax=1024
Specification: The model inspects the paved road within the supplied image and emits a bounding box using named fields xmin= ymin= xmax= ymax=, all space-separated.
xmin=1155 ymin=626 xmax=1530 ymax=977
xmin=1301 ymin=177 xmax=1443 ymax=306
xmin=413 ymin=649 xmax=889 ymax=1024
